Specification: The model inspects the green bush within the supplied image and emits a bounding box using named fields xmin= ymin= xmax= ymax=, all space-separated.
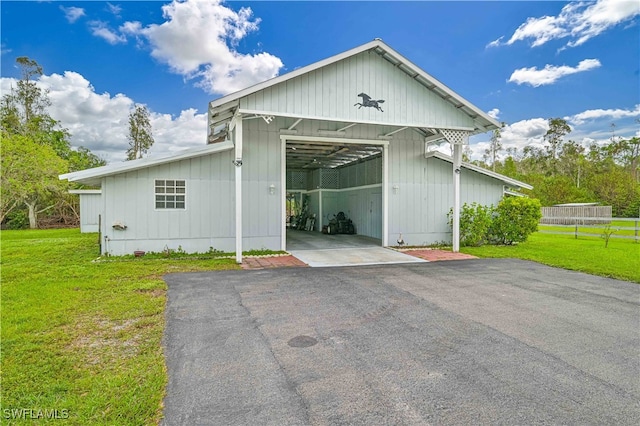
xmin=449 ymin=197 xmax=542 ymax=247
xmin=5 ymin=209 xmax=29 ymax=230
xmin=448 ymin=203 xmax=494 ymax=246
xmin=489 ymin=197 xmax=542 ymax=245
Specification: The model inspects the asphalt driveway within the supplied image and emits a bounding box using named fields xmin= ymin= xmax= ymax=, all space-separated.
xmin=162 ymin=259 xmax=640 ymax=425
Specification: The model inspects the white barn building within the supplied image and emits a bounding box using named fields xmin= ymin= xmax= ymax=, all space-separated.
xmin=61 ymin=40 xmax=531 ymax=261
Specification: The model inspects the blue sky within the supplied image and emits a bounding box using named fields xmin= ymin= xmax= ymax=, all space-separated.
xmin=2 ymin=0 xmax=639 ymax=163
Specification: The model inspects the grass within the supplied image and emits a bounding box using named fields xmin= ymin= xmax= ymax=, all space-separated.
xmin=538 ymin=219 xmax=640 ymax=238
xmin=461 ymin=231 xmax=640 ymax=283
xmin=1 ymin=228 xmax=239 ymax=425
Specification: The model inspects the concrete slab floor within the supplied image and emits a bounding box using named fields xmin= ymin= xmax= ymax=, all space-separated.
xmin=289 ymin=246 xmax=427 ymax=267
xmin=286 ymin=229 xmax=427 ymax=267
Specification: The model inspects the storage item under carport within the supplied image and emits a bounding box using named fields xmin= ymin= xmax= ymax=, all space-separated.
xmin=325 ymin=212 xmax=356 ymax=235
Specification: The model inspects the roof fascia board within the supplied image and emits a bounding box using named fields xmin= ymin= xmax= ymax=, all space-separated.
xmin=68 ymin=189 xmax=102 ymax=194
xmin=60 ymin=140 xmax=234 ymax=182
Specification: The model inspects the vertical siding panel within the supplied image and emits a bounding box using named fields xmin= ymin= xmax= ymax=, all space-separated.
xmin=299 ymin=73 xmax=309 ymax=116
xmin=317 ymin=68 xmax=325 ymax=117
xmin=294 ymin=76 xmax=301 ymax=116
xmin=282 ymin=80 xmax=296 ymax=112
xmin=337 ymin=60 xmax=344 ymax=118
xmin=308 ymin=72 xmax=316 ymax=116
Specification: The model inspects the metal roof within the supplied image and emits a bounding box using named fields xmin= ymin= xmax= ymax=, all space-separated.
xmin=60 ymin=141 xmax=234 ymax=186
xmin=209 ymin=39 xmax=500 ymax=135
xmin=425 ymin=150 xmax=533 ymax=190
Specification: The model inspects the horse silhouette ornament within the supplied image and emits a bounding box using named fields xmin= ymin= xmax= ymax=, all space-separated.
xmin=354 ymin=93 xmax=385 ymax=112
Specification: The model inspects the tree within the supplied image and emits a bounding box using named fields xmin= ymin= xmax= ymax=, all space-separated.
xmin=126 ymin=105 xmax=154 ymax=160
xmin=544 ymin=118 xmax=571 ymax=174
xmin=68 ymin=146 xmax=106 ymax=172
xmin=607 ymin=136 xmax=639 ymax=183
xmin=1 ymin=56 xmax=105 ymax=228
xmin=1 ymin=132 xmax=68 ymax=228
xmin=558 ymin=140 xmax=586 ymax=187
xmin=485 ymin=123 xmax=504 ymax=172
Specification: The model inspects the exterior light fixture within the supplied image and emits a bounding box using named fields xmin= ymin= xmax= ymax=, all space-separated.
xmin=269 ymin=184 xmax=276 ymax=195
xmin=393 ymin=185 xmax=399 ymax=194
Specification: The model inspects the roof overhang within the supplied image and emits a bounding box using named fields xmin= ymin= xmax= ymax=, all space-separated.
xmin=425 ymin=150 xmax=533 ymax=190
xmin=60 ymin=140 xmax=234 ymax=186
xmin=68 ymin=189 xmax=102 ymax=195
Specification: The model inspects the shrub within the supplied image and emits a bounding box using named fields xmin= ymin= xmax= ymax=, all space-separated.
xmin=448 ymin=203 xmax=494 ymax=246
xmin=489 ymin=197 xmax=542 ymax=245
xmin=5 ymin=209 xmax=29 ymax=230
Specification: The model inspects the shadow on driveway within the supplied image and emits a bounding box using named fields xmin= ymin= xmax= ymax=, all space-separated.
xmin=162 ymin=259 xmax=640 ymax=425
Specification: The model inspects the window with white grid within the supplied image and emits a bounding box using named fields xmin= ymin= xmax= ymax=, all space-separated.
xmin=155 ymin=179 xmax=186 ymax=209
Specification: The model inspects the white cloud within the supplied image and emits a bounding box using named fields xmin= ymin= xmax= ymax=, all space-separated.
xmin=468 ymin=118 xmax=549 ymax=160
xmin=106 ymin=3 xmax=122 ymax=18
xmin=1 ymin=72 xmax=207 ymax=164
xmin=508 ymin=15 xmax=568 ymax=47
xmin=567 ymin=0 xmax=640 ymax=47
xmin=494 ymin=0 xmax=640 ymax=49
xmin=485 ymin=36 xmax=503 ymax=49
xmin=565 ymin=104 xmax=640 ymax=125
xmin=89 ymin=20 xmax=127 ymax=45
xmin=508 ymin=59 xmax=601 ymax=87
xmin=60 ymin=6 xmax=85 ymax=23
xmin=468 ymin=106 xmax=640 ymax=161
xmin=487 ymin=108 xmax=500 ymax=119
xmin=121 ymin=0 xmax=283 ymax=95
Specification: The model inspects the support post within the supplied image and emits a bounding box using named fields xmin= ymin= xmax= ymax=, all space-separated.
xmin=382 ymin=144 xmax=389 ymax=246
xmin=234 ymin=114 xmax=243 ymax=264
xmin=281 ymin=137 xmax=287 ymax=250
xmin=452 ymin=143 xmax=462 ymax=252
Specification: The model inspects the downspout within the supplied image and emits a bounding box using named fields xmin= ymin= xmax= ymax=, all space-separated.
xmin=233 ymin=114 xmax=243 ymax=264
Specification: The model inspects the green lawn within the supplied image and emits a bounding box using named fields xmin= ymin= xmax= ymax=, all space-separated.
xmin=1 ymin=229 xmax=238 ymax=425
xmin=538 ymin=219 xmax=640 ymax=237
xmin=461 ymin=231 xmax=640 ymax=283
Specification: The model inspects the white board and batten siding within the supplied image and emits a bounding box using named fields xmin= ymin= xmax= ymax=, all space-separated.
xmin=240 ymin=51 xmax=475 ymax=131
xmin=388 ymin=135 xmax=505 ymax=245
xmin=69 ymin=190 xmax=102 ymax=233
xmin=241 ymin=118 xmax=284 ymax=249
xmin=99 ymin=118 xmax=283 ymax=256
xmin=101 ymin=150 xmax=235 ymax=255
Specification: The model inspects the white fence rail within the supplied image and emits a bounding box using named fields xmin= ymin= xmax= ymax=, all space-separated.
xmin=538 ymin=217 xmax=640 ymax=242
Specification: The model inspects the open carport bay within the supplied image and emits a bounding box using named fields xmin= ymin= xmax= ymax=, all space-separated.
xmin=162 ymin=259 xmax=640 ymax=425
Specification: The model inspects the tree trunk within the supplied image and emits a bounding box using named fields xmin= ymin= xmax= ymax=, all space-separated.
xmin=25 ymin=200 xmax=38 ymax=229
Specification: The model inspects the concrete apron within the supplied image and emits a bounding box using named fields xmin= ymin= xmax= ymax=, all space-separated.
xmin=288 ymin=246 xmax=427 ymax=267
xmin=286 ymin=229 xmax=427 ymax=267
